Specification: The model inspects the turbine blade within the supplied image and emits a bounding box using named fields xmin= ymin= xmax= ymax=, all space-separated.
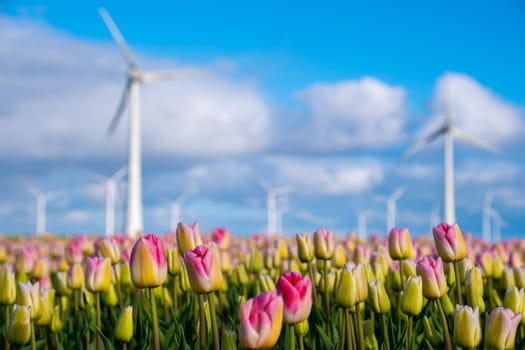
xmin=83 ymin=170 xmax=107 ymax=183
xmin=253 ymin=175 xmax=272 ymax=192
xmin=27 ymin=185 xmax=41 ymax=197
xmin=142 ymin=69 xmax=209 ymax=82
xmin=99 ymin=8 xmax=138 ymax=67
xmin=390 ymin=186 xmax=406 ymax=201
xmin=403 ymin=124 xmax=447 ymax=158
xmin=274 ymin=186 xmax=292 ymax=196
xmin=452 ymin=126 xmax=499 ymax=155
xmin=107 ymin=79 xmax=131 ymax=136
xmin=112 ymin=166 xmax=128 ymax=182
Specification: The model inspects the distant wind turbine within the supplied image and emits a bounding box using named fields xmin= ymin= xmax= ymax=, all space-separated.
xmin=490 ymin=207 xmax=504 ymax=244
xmin=376 ymin=187 xmax=405 ymax=233
xmin=170 ymin=188 xmax=196 ymax=231
xmin=254 ymin=176 xmax=292 ymax=235
xmin=404 ymin=81 xmax=498 ymax=224
xmin=28 ymin=187 xmax=61 ymax=235
xmin=86 ymin=166 xmax=127 ymax=236
xmin=356 ymin=209 xmax=373 ymax=241
xmin=99 ymin=8 xmax=205 ymax=238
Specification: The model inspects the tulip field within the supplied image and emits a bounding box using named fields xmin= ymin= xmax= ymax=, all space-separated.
xmin=1 ymin=222 xmax=525 ymax=350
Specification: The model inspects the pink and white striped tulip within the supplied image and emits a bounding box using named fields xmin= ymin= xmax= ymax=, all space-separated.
xmin=183 ymin=243 xmax=223 ymax=294
xmin=388 ymin=228 xmax=414 ymax=260
xmin=129 ymin=234 xmax=167 ymax=289
xmin=239 ymin=290 xmax=283 ymax=349
xmin=313 ymin=228 xmax=335 ymax=260
xmin=85 ymin=257 xmax=111 ymax=293
xmin=432 ymin=222 xmax=467 ymax=262
xmin=276 ymin=271 xmax=312 ymax=324
xmin=485 ymin=307 xmax=521 ymax=350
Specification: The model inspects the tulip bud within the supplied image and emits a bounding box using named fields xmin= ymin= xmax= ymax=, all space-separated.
xmin=67 ymin=263 xmax=84 ymax=290
xmin=52 ymin=271 xmax=72 ymax=297
xmin=416 ymin=256 xmax=448 ymax=299
xmin=277 ymin=240 xmax=289 ymax=260
xmin=514 ymin=266 xmax=525 ymax=289
xmin=400 ymin=276 xmax=423 ymax=316
xmin=333 ymin=244 xmax=347 ymax=268
xmin=456 ymin=258 xmax=473 ymax=284
xmin=211 ymin=227 xmax=231 ymax=251
xmin=99 ymin=237 xmax=121 ymax=264
xmin=16 ymin=281 xmax=42 ymax=320
xmin=15 ymin=247 xmax=35 ymax=276
xmin=259 ymin=274 xmax=276 ymax=292
xmin=465 ymin=268 xmax=486 ymax=313
xmin=423 ymin=316 xmax=440 ymax=346
xmin=441 ymin=293 xmax=455 ymax=316
xmin=239 ymin=291 xmax=283 ymax=349
xmin=313 ymin=228 xmax=335 ymax=260
xmin=363 ymin=319 xmax=379 ymax=350
xmin=50 ymin=306 xmax=63 ymax=333
xmin=184 ymin=243 xmax=223 ymax=294
xmin=485 ymin=307 xmax=521 ymax=350
xmin=501 ymin=267 xmax=516 ymax=290
xmin=296 ymin=233 xmax=314 ymax=263
xmin=0 ymin=267 xmax=16 ymax=305
xmin=504 ymin=287 xmax=525 ymax=325
xmin=432 ymin=222 xmax=467 ymax=262
xmin=454 ymin=305 xmax=482 ymax=348
xmin=130 ymin=234 xmax=167 ymax=289
xmin=221 ymin=329 xmax=237 ymax=350
xmin=335 ymin=262 xmax=367 ymax=308
xmin=7 ymin=305 xmax=31 ymax=346
xmin=167 ymin=247 xmax=182 ymax=276
xmin=276 ymin=272 xmax=312 ymax=324
xmin=118 ymin=262 xmax=132 ymax=288
xmin=85 ymin=257 xmax=111 ymax=293
xmin=246 ymin=249 xmax=264 ymax=274
xmin=65 ymin=240 xmax=83 ymax=264
xmin=0 ymin=245 xmax=6 ymax=263
xmin=179 ymin=264 xmax=192 ymax=293
xmin=368 ymin=280 xmax=391 ymax=314
xmin=388 ymin=228 xmax=414 ymax=260
xmin=231 ymin=264 xmax=250 ymax=288
xmin=319 ymin=271 xmax=336 ymax=295
xmin=102 ymin=283 xmax=119 ymax=307
xmin=176 ymin=222 xmax=202 ymax=255
xmin=35 ymin=295 xmax=52 ymax=326
xmin=32 ymin=257 xmax=49 ymax=280
xmin=400 ymin=259 xmax=416 ymax=280
xmin=386 ymin=265 xmax=402 ymax=292
xmin=115 ymin=305 xmax=134 ymax=343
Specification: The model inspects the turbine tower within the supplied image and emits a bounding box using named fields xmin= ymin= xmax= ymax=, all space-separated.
xmin=376 ymin=187 xmax=405 ymax=233
xmin=482 ymin=192 xmax=493 ymax=243
xmin=356 ymin=210 xmax=373 ymax=241
xmin=28 ymin=187 xmax=60 ymax=235
xmin=99 ymin=8 xmax=204 ymax=238
xmin=490 ymin=208 xmax=503 ymax=244
xmin=405 ymin=81 xmax=497 ymax=224
xmin=254 ymin=176 xmax=291 ymax=235
xmin=87 ymin=166 xmax=127 ymax=236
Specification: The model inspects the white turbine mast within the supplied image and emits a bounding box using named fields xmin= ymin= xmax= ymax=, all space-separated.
xmin=99 ymin=8 xmax=205 ymax=238
xmin=376 ymin=187 xmax=405 ymax=234
xmin=490 ymin=207 xmax=504 ymax=244
xmin=27 ymin=187 xmax=61 ymax=235
xmin=86 ymin=166 xmax=127 ymax=236
xmin=356 ymin=209 xmax=373 ymax=241
xmin=404 ymin=78 xmax=498 ymax=224
xmin=254 ymin=176 xmax=292 ymax=235
xmin=482 ymin=192 xmax=493 ymax=243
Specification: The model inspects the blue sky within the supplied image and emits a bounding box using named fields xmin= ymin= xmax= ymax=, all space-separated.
xmin=1 ymin=1 xmax=524 ymax=239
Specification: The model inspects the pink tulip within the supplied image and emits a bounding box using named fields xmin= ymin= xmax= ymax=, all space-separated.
xmin=85 ymin=257 xmax=111 ymax=293
xmin=129 ymin=234 xmax=167 ymax=289
xmin=432 ymin=222 xmax=467 ymax=262
xmin=15 ymin=247 xmax=36 ymax=275
xmin=97 ymin=237 xmax=121 ymax=264
xmin=239 ymin=290 xmax=283 ymax=349
xmin=183 ymin=243 xmax=223 ymax=294
xmin=416 ymin=256 xmax=448 ymax=299
xmin=276 ymin=271 xmax=312 ymax=324
xmin=211 ymin=227 xmax=231 ymax=251
xmin=65 ymin=240 xmax=83 ymax=264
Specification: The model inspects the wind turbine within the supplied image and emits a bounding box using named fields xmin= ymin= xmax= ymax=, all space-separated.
xmin=356 ymin=209 xmax=373 ymax=241
xmin=376 ymin=187 xmax=405 ymax=233
xmin=482 ymin=192 xmax=493 ymax=243
xmin=99 ymin=8 xmax=205 ymax=238
xmin=86 ymin=166 xmax=127 ymax=236
xmin=27 ymin=187 xmax=61 ymax=235
xmin=404 ymin=81 xmax=498 ymax=224
xmin=490 ymin=207 xmax=504 ymax=244
xmin=275 ymin=196 xmax=291 ymax=235
xmin=254 ymin=176 xmax=292 ymax=235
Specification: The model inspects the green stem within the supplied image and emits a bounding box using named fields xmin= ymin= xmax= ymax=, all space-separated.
xmin=198 ymin=294 xmax=206 ymax=350
xmin=96 ymin=293 xmax=102 ymax=350
xmin=347 ymin=309 xmax=356 ymax=350
xmin=289 ymin=324 xmax=296 ymax=350
xmin=298 ymin=332 xmax=305 ymax=350
xmin=307 ymin=262 xmax=319 ymax=305
xmin=30 ymin=320 xmax=36 ymax=350
xmin=113 ymin=265 xmax=124 ymax=310
xmin=406 ymin=316 xmax=413 ymax=350
xmin=355 ymin=305 xmax=365 ymax=350
xmin=207 ymin=293 xmax=220 ymax=350
xmin=339 ymin=308 xmax=346 ymax=350
xmin=436 ymin=298 xmax=452 ymax=350
xmin=149 ymin=288 xmax=161 ymax=350
xmin=172 ymin=277 xmax=178 ymax=315
xmin=323 ymin=260 xmax=332 ymax=340
xmin=487 ymin=278 xmax=494 ymax=310
xmin=381 ymin=314 xmax=391 ymax=350
xmin=123 ymin=343 xmax=127 ymax=350
xmin=5 ymin=305 xmax=10 ymax=350
xmin=453 ymin=261 xmax=463 ymax=305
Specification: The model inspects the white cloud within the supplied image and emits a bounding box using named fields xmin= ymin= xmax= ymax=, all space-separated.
xmin=0 ymin=15 xmax=271 ymax=159
xmin=420 ymin=72 xmax=525 ymax=147
xmin=295 ymin=77 xmax=407 ymax=149
xmin=456 ymin=159 xmax=521 ymax=186
xmin=265 ymin=156 xmax=384 ymax=195
xmin=64 ymin=209 xmax=89 ymax=224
